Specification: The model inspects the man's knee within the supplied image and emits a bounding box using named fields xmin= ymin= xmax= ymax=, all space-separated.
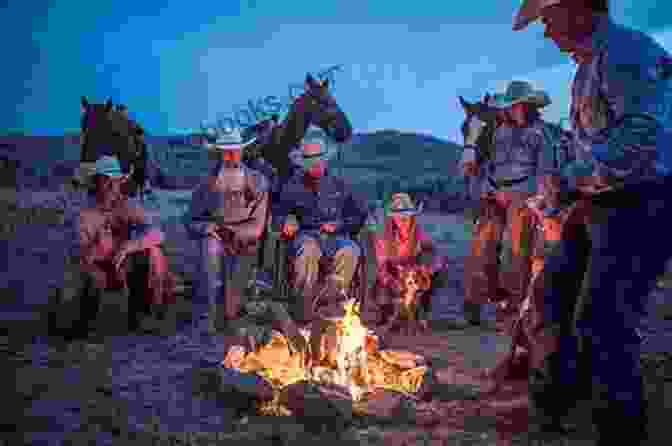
xmin=334 ymin=244 xmax=360 ymax=265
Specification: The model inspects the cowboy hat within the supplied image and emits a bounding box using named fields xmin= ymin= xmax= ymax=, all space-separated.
xmin=385 ymin=192 xmax=424 ymax=216
xmin=492 ymin=80 xmax=551 ymax=109
xmin=301 ymin=137 xmax=333 ymax=163
xmin=205 ymin=127 xmax=257 ymax=151
xmin=513 ymin=0 xmax=562 ymax=31
xmin=94 ymin=155 xmax=131 ymax=180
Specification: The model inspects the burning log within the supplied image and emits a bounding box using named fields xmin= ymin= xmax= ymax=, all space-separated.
xmin=220 ymin=298 xmax=435 ymax=416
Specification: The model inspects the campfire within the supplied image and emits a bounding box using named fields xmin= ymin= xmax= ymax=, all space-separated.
xmin=222 ymin=298 xmax=432 ymax=416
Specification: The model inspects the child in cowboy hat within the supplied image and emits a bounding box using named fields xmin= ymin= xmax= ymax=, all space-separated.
xmin=363 ymin=193 xmax=449 ymax=331
xmin=73 ymin=156 xmax=175 ymax=337
xmin=185 ymin=128 xmax=269 ymax=334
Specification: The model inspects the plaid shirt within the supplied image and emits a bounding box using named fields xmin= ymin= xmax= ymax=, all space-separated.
xmin=564 ymin=14 xmax=672 ymax=189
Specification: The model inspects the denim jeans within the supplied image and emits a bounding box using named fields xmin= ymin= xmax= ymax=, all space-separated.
xmin=541 ymin=175 xmax=672 ymax=420
xmin=196 ymin=237 xmax=240 ymax=311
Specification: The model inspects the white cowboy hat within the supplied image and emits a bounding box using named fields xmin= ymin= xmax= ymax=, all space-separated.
xmin=205 ymin=127 xmax=257 ymax=151
xmin=492 ymin=80 xmax=551 ymax=108
xmin=301 ymin=137 xmax=333 ymax=162
xmin=513 ymin=0 xmax=562 ymax=31
xmin=385 ymin=193 xmax=424 ymax=216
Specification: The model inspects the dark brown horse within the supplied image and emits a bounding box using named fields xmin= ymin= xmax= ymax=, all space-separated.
xmin=244 ymin=74 xmax=352 ymax=278
xmin=245 ymin=73 xmax=352 ymax=183
xmin=80 ymin=97 xmax=144 ymax=195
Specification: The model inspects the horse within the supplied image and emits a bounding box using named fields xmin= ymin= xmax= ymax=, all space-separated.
xmin=115 ymin=104 xmax=150 ymax=200
xmin=242 ymin=73 xmax=353 ymax=281
xmin=244 ymin=73 xmax=353 ymax=185
xmin=79 ymin=97 xmax=144 ymax=196
xmin=458 ymin=94 xmax=499 ymax=215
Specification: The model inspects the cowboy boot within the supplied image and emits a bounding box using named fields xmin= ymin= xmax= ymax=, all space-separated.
xmin=528 ymin=356 xmax=570 ymax=441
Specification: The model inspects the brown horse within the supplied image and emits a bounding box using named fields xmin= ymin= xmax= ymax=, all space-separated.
xmin=244 ymin=74 xmax=353 ymax=279
xmin=80 ymin=97 xmax=144 ymax=195
xmin=245 ymin=73 xmax=353 ymax=184
xmin=459 ymin=94 xmax=498 ymax=167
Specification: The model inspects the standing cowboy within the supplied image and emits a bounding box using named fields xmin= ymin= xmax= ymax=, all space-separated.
xmin=461 ymin=81 xmax=558 ymax=326
xmin=513 ymin=0 xmax=672 ymax=442
xmin=184 ymin=128 xmax=269 ymax=334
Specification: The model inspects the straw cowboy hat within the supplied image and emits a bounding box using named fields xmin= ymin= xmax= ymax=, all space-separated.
xmin=386 ymin=193 xmax=424 ymax=217
xmin=301 ymin=137 xmax=333 ymax=162
xmin=513 ymin=0 xmax=562 ymax=31
xmin=205 ymin=127 xmax=257 ymax=151
xmin=95 ymin=155 xmax=131 ymax=180
xmin=492 ymin=80 xmax=551 ymax=109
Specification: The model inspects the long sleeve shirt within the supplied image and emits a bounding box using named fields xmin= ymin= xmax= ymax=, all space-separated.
xmin=563 ymin=14 xmax=672 ymax=190
xmin=274 ymin=173 xmax=368 ymax=237
xmin=184 ymin=165 xmax=269 ymax=244
xmin=482 ymin=119 xmax=558 ymax=195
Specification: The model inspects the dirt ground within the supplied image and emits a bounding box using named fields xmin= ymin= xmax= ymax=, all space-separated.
xmin=4 ymin=195 xmax=672 ymax=445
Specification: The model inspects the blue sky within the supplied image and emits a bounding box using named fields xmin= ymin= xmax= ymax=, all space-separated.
xmin=5 ymin=0 xmax=672 ymax=142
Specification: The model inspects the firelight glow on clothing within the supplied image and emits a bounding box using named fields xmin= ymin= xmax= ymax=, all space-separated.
xmin=564 ymin=14 xmax=672 ymax=190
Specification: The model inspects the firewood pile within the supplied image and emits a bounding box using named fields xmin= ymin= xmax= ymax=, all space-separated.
xmin=220 ymin=298 xmax=438 ymax=421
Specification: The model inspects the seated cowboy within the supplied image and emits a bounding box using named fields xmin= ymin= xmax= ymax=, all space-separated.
xmin=184 ymin=128 xmax=269 ymax=333
xmin=74 ymin=156 xmax=174 ymax=338
xmin=274 ymin=135 xmax=368 ymax=324
xmin=363 ymin=193 xmax=448 ymax=331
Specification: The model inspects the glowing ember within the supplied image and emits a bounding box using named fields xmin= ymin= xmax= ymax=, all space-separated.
xmin=222 ymin=297 xmax=431 ymax=415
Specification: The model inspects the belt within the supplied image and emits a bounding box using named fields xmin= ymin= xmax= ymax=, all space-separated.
xmin=488 ymin=175 xmax=530 ymax=189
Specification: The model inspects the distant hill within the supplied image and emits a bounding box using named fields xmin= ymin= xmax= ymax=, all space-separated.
xmin=0 ymin=131 xmax=470 ymax=207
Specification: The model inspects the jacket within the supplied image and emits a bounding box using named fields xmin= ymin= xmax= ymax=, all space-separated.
xmin=184 ymin=164 xmax=269 ymax=244
xmin=274 ymin=172 xmax=368 ymax=237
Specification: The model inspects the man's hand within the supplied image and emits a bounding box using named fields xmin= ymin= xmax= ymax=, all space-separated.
xmin=320 ymin=223 xmax=337 ymax=233
xmin=526 ymin=195 xmax=547 ymax=221
xmin=576 ymin=183 xmax=614 ymax=195
xmin=281 ymin=222 xmax=298 ymax=239
xmin=205 ymin=223 xmax=222 ymax=241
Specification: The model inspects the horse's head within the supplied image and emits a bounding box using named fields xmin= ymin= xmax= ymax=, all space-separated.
xmin=80 ymin=96 xmax=139 ymax=170
xmin=283 ymin=73 xmax=352 ymax=145
xmin=459 ymin=94 xmax=498 ymax=159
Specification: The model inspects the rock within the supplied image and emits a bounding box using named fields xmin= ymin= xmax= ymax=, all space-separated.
xmin=279 ymin=381 xmax=353 ymax=431
xmin=219 ymin=367 xmax=275 ymax=402
xmin=355 ymin=389 xmax=442 ymax=427
xmin=355 ymin=388 xmax=404 ymax=420
xmin=378 ymin=350 xmax=426 ymax=369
